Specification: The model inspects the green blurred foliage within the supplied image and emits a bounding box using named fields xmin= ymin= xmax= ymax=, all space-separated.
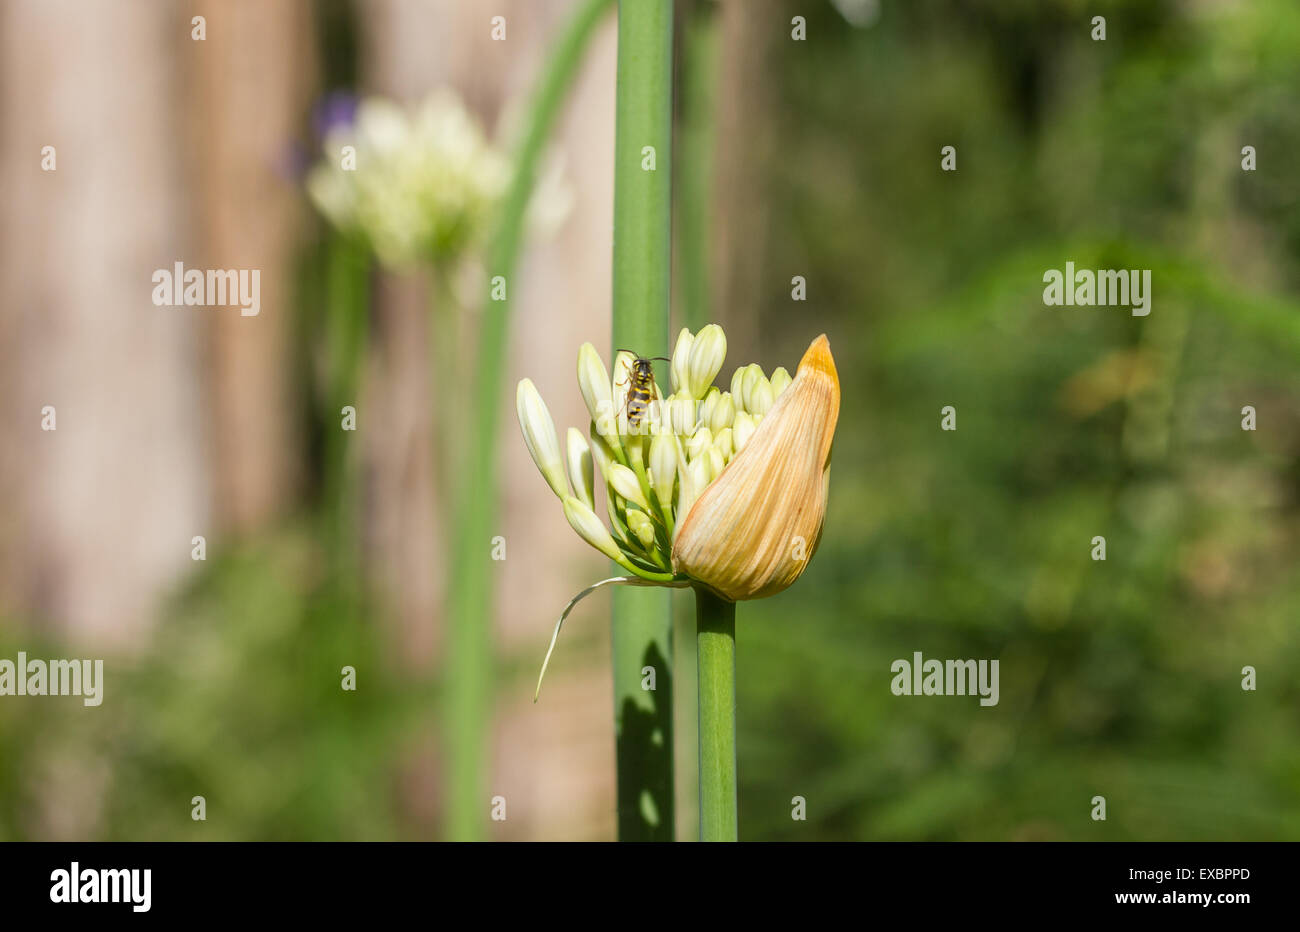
xmin=736 ymin=0 xmax=1300 ymax=839
xmin=0 ymin=528 xmax=430 ymax=840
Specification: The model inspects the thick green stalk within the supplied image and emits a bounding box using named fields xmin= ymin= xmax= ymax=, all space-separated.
xmin=694 ymin=586 xmax=736 ymax=841
xmin=611 ymin=0 xmax=675 ymax=841
xmin=443 ymin=0 xmax=615 ymax=842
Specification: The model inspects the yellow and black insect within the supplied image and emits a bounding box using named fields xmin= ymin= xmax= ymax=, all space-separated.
xmin=617 ymin=350 xmax=671 ymax=431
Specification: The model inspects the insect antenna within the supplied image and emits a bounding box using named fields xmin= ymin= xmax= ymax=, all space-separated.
xmin=615 ymin=349 xmax=671 ymax=362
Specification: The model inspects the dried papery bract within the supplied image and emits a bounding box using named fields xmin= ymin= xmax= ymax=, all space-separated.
xmin=671 ymin=335 xmax=840 ymax=601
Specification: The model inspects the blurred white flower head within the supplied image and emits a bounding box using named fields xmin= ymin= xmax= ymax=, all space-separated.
xmin=307 ymin=89 xmax=567 ymax=268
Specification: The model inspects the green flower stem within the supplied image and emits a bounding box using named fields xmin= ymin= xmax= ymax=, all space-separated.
xmin=611 ymin=0 xmax=675 ymax=841
xmin=430 ymin=263 xmax=463 ymax=486
xmin=323 ymin=233 xmax=369 ymax=582
xmin=443 ymin=0 xmax=614 ymax=842
xmin=694 ymin=585 xmax=737 ymax=841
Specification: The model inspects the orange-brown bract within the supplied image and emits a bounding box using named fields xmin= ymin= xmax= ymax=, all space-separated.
xmin=670 ymin=335 xmax=840 ymax=601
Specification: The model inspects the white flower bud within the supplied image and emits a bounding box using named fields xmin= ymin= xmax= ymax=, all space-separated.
xmin=516 ymin=379 xmax=568 ymax=499
xmin=685 ymin=427 xmax=713 ymax=462
xmin=729 ymin=365 xmax=746 ymax=401
xmin=770 ymin=366 xmax=792 ymax=397
xmin=688 ymin=457 xmax=711 ymax=498
xmin=589 ymin=426 xmax=617 ymax=483
xmin=740 ymin=364 xmax=767 ymax=413
xmin=684 ymin=324 xmax=727 ymax=398
xmin=673 ymin=443 xmax=695 ymax=515
xmin=698 ymin=387 xmax=720 ymax=428
xmin=706 ymin=447 xmax=725 ymax=481
xmin=709 ymin=391 xmax=736 ymax=432
xmin=563 ymin=496 xmax=623 ymax=563
xmin=670 ymin=328 xmax=694 ymax=395
xmin=611 ymin=351 xmax=634 ymax=432
xmin=674 ymin=455 xmax=712 ymax=539
xmin=608 ymin=463 xmax=651 ymax=511
xmin=626 ymin=508 xmax=657 ymax=549
xmin=713 ymin=427 xmax=734 ymax=462
xmin=565 ymin=428 xmax=594 ymax=509
xmin=578 ymin=343 xmax=616 ymax=442
xmin=749 ymin=379 xmax=775 ymax=416
xmin=733 ymin=412 xmax=757 ymax=453
xmin=669 ymin=396 xmax=698 ymax=435
xmin=649 ymin=432 xmax=677 ymax=508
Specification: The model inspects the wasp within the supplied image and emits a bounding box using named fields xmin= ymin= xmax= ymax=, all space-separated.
xmin=617 ymin=350 xmax=671 ymax=432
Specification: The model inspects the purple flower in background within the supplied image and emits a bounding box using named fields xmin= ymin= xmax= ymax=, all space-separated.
xmin=277 ymin=93 xmax=358 ymax=185
xmin=313 ymin=92 xmax=359 ymax=140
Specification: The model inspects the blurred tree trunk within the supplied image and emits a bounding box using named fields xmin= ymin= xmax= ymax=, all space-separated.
xmin=359 ymin=0 xmax=620 ymax=839
xmin=0 ymin=1 xmax=207 ymax=647
xmin=710 ymin=0 xmax=781 ymax=363
xmin=187 ymin=0 xmax=315 ymax=534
